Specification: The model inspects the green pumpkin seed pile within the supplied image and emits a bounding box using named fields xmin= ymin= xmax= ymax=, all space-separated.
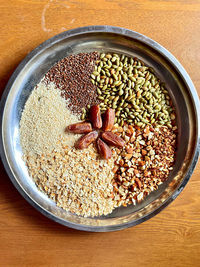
xmin=89 ymin=52 xmax=175 ymax=128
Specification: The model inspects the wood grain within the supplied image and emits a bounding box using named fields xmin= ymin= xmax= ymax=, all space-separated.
xmin=0 ymin=0 xmax=200 ymax=266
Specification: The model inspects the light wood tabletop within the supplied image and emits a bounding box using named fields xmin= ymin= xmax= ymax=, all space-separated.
xmin=0 ymin=0 xmax=200 ymax=266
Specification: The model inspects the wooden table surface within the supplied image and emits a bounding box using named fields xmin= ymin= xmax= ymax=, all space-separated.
xmin=0 ymin=0 xmax=200 ymax=266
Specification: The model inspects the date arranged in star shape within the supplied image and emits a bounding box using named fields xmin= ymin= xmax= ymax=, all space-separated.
xmin=66 ymin=105 xmax=125 ymax=159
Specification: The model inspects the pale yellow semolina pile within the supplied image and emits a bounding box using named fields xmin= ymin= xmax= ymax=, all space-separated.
xmin=20 ymin=81 xmax=81 ymax=155
xmin=20 ymin=81 xmax=117 ymax=217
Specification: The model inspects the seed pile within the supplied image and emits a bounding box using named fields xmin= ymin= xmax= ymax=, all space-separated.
xmin=26 ymin=144 xmax=118 ymax=217
xmin=111 ymin=124 xmax=177 ymax=206
xmin=91 ymin=53 xmax=175 ymax=128
xmin=44 ymin=52 xmax=100 ymax=115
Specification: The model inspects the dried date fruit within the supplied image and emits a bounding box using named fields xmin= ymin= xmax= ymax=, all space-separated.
xmin=89 ymin=105 xmax=102 ymax=129
xmin=102 ymin=108 xmax=115 ymax=131
xmin=67 ymin=106 xmax=125 ymax=158
xmin=97 ymin=138 xmax=112 ymax=159
xmin=102 ymin=132 xmax=125 ymax=148
xmin=67 ymin=122 xmax=92 ymax=134
xmin=75 ymin=131 xmax=98 ymax=149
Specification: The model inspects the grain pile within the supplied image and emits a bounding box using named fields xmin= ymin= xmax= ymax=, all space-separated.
xmin=20 ymin=81 xmax=81 ymax=155
xmin=26 ymin=144 xmax=117 ymax=217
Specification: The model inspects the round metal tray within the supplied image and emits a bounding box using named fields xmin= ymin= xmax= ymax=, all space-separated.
xmin=0 ymin=26 xmax=199 ymax=232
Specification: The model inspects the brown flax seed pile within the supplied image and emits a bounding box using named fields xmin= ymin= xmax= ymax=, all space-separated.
xmin=44 ymin=52 xmax=100 ymax=115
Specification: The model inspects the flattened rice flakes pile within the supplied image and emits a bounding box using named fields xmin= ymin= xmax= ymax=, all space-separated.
xmin=26 ymin=144 xmax=118 ymax=217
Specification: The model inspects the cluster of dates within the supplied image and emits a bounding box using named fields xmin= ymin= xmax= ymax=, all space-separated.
xmin=67 ymin=105 xmax=125 ymax=159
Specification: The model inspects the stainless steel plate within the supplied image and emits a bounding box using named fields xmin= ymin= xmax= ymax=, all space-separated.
xmin=0 ymin=26 xmax=200 ymax=232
